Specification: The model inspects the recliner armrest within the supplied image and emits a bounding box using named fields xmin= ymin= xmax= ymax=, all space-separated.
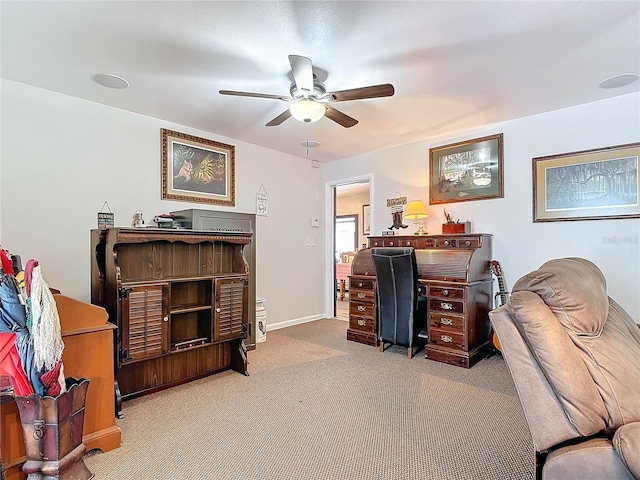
xmin=613 ymin=422 xmax=640 ymax=479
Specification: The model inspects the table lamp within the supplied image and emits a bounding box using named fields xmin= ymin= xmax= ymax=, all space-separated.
xmin=404 ymin=200 xmax=429 ymax=235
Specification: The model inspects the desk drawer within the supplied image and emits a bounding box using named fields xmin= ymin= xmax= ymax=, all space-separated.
xmin=429 ymin=298 xmax=464 ymax=314
xmin=429 ymin=312 xmax=464 ymax=332
xmin=351 ymin=289 xmax=375 ymax=303
xmin=349 ymin=315 xmax=375 ymax=333
xmin=436 ymin=237 xmax=481 ymax=249
xmin=350 ymin=302 xmax=375 ymax=318
xmin=429 ymin=327 xmax=464 ymax=350
xmin=350 ymin=277 xmax=375 ymax=291
xmin=429 ymin=285 xmax=465 ymax=300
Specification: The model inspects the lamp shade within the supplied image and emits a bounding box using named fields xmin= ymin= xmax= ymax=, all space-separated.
xmin=289 ymin=99 xmax=326 ymax=123
xmin=404 ymin=200 xmax=428 ymax=219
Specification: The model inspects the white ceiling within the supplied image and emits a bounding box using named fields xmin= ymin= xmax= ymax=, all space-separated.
xmin=2 ymin=1 xmax=639 ymax=163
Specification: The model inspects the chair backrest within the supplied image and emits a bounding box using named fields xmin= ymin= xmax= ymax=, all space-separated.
xmin=490 ymin=257 xmax=640 ymax=452
xmin=371 ymin=247 xmax=418 ymax=347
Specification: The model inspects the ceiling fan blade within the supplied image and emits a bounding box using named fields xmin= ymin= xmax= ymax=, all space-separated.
xmin=265 ymin=109 xmax=292 ymax=127
xmin=325 ymin=106 xmax=358 ymax=128
xmin=328 ymin=84 xmax=395 ymax=102
xmin=219 ymin=90 xmax=289 ymax=101
xmin=288 ymin=55 xmax=314 ymax=95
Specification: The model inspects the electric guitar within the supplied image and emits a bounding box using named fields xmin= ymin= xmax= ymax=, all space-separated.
xmin=488 ymin=260 xmax=509 ymax=352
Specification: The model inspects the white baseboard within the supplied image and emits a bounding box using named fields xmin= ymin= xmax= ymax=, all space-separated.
xmin=267 ymin=314 xmax=326 ymax=331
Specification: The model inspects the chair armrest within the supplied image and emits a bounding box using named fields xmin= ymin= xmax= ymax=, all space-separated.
xmin=613 ymin=422 xmax=640 ymax=478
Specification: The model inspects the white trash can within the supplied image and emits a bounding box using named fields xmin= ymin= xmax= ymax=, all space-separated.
xmin=256 ymin=297 xmax=267 ymax=343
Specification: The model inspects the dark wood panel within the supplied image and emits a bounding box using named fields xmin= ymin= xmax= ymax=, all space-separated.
xmin=116 ymin=342 xmax=232 ymax=399
xmin=123 ymin=284 xmax=167 ymax=362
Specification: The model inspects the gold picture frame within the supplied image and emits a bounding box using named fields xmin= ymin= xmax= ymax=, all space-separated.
xmin=533 ymin=142 xmax=640 ymax=222
xmin=429 ymin=133 xmax=504 ymax=204
xmin=161 ymin=129 xmax=235 ymax=206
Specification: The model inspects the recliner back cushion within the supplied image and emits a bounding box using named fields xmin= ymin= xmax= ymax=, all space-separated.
xmin=512 ymin=258 xmax=640 ymax=430
xmin=512 ymin=257 xmax=608 ymax=335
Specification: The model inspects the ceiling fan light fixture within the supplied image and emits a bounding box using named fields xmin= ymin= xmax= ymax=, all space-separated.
xmin=289 ymin=99 xmax=326 ymax=123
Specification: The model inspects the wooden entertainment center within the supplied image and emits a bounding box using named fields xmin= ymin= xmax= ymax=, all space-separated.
xmin=91 ymin=228 xmax=252 ymax=410
xmin=348 ymin=234 xmax=493 ymax=368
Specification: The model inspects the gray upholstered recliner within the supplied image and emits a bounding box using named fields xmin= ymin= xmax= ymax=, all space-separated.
xmin=489 ymin=258 xmax=640 ymax=480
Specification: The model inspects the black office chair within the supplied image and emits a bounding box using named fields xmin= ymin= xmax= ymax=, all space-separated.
xmin=371 ymin=247 xmax=424 ymax=359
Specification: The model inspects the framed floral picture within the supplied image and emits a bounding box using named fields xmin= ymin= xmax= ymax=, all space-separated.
xmin=533 ymin=142 xmax=640 ymax=222
xmin=161 ymin=129 xmax=235 ymax=206
xmin=429 ymin=133 xmax=504 ymax=204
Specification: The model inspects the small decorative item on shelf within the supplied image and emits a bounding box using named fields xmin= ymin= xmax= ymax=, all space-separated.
xmin=132 ymin=210 xmax=145 ymax=227
xmin=442 ymin=209 xmax=471 ymax=234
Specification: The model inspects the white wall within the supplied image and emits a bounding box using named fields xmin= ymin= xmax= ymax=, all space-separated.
xmin=0 ymin=79 xmax=326 ymax=329
xmin=324 ymin=93 xmax=640 ymax=320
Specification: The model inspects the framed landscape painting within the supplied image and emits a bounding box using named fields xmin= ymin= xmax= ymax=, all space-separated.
xmin=429 ymin=133 xmax=504 ymax=204
xmin=533 ymin=143 xmax=640 ymax=222
xmin=161 ymin=129 xmax=235 ymax=206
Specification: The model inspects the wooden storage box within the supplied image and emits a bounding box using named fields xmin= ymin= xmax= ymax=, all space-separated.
xmin=442 ymin=222 xmax=470 ymax=234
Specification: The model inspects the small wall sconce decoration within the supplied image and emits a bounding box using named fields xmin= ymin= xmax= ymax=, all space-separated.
xmin=386 ymin=194 xmax=408 ymax=230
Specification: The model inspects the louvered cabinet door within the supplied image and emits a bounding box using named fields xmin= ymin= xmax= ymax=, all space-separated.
xmin=120 ymin=284 xmax=169 ymax=363
xmin=214 ymin=277 xmax=248 ymax=341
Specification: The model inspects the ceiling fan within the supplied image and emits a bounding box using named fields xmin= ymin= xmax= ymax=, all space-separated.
xmin=219 ymin=55 xmax=394 ymax=128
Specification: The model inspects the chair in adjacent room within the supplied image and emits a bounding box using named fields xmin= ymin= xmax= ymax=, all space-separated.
xmin=489 ymin=257 xmax=640 ymax=480
xmin=371 ymin=247 xmax=424 ymax=359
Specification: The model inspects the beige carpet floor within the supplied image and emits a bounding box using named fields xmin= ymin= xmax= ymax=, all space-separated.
xmin=85 ymin=319 xmax=535 ymax=480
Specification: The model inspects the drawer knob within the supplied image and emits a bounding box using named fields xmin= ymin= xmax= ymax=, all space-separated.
xmin=358 ymin=282 xmax=363 ymax=288
xmin=443 ymin=240 xmax=450 ymax=246
xmin=357 ymin=305 xmax=366 ymax=312
xmin=440 ymin=302 xmax=453 ymax=310
xmin=357 ymin=293 xmax=366 ymax=299
xmin=163 ymin=316 xmax=169 ymax=322
xmin=442 ymin=289 xmax=449 ymax=296
xmin=216 ymin=308 xmax=221 ymax=313
xmin=357 ymin=319 xmax=366 ymax=327
xmin=465 ymin=240 xmax=471 ymax=246
xmin=441 ymin=317 xmax=453 ymax=326
xmin=389 ymin=241 xmax=394 ymax=246
xmin=441 ymin=334 xmax=453 ymax=343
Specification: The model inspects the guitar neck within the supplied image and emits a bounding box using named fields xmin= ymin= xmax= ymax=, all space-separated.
xmin=496 ymin=277 xmax=509 ymax=305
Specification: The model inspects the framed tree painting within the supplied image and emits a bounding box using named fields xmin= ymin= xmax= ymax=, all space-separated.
xmin=533 ymin=142 xmax=640 ymax=222
xmin=429 ymin=133 xmax=504 ymax=204
xmin=161 ymin=129 xmax=235 ymax=206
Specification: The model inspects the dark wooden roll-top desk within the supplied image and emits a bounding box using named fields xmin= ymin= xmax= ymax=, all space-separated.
xmin=347 ymin=234 xmax=493 ymax=368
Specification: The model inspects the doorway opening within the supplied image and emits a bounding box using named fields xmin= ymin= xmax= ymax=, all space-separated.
xmin=333 ymin=180 xmax=371 ymax=320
